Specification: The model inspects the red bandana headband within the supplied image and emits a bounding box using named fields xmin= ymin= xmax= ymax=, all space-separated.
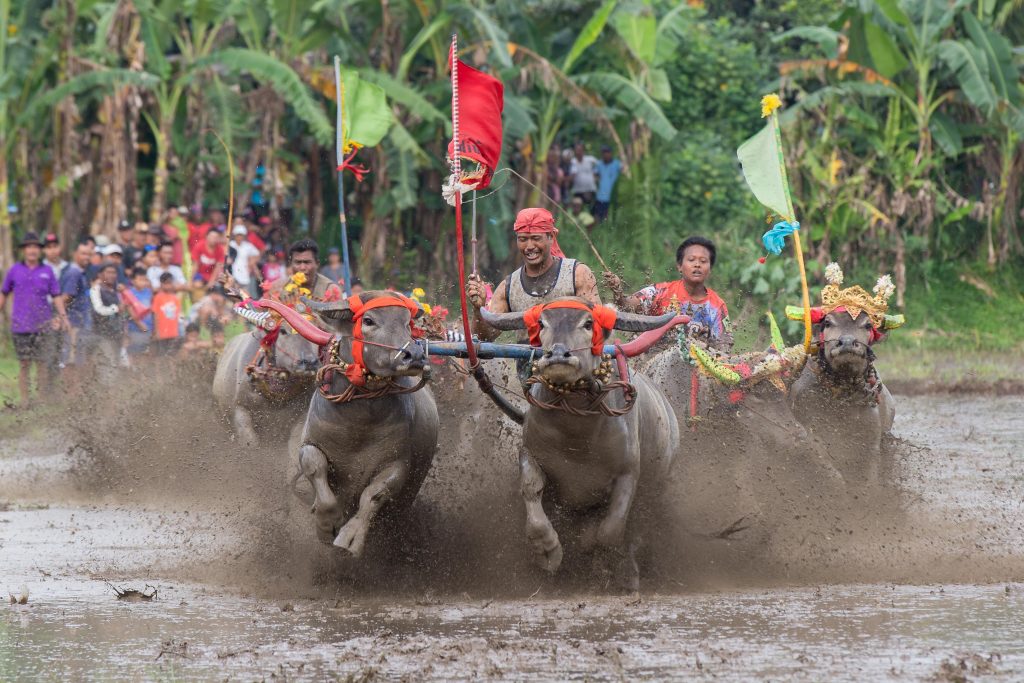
xmin=514 ymin=207 xmax=565 ymax=258
xmin=345 ymin=294 xmax=423 ymax=386
xmin=523 ymin=300 xmax=617 ymax=356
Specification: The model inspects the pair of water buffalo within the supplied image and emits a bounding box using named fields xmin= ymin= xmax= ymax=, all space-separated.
xmin=213 ymin=290 xmax=898 ymax=588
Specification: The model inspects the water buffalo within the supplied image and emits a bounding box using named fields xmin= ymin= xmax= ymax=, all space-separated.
xmin=280 ymin=292 xmax=438 ymax=557
xmin=213 ymin=329 xmax=320 ymax=446
xmin=480 ymin=299 xmax=679 ymax=590
xmin=790 ymin=309 xmax=899 ymax=486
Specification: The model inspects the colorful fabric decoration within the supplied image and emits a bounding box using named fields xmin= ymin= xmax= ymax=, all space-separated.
xmin=761 ymin=220 xmax=799 ymax=256
xmin=446 ymin=45 xmax=504 ymax=193
xmin=523 ymin=300 xmax=617 ymax=356
xmin=767 ymin=311 xmax=785 ymax=351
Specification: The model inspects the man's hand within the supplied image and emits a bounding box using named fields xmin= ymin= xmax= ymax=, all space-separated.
xmin=466 ymin=273 xmax=490 ymax=309
xmin=602 ymin=271 xmax=625 ymax=294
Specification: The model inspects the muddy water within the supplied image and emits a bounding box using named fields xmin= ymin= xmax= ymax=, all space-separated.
xmin=2 ymin=395 xmax=1024 ymax=681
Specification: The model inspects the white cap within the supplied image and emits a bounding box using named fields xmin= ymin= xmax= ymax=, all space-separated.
xmin=94 ymin=235 xmax=112 ymax=247
xmin=176 ymin=205 xmax=189 ymax=214
xmin=232 ymin=225 xmax=248 ymax=236
xmin=102 ymin=244 xmax=124 ymax=256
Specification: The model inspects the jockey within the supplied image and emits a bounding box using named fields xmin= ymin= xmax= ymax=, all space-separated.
xmin=266 ymin=238 xmax=343 ymax=302
xmin=604 ymin=235 xmax=733 ymax=351
xmin=467 ymin=207 xmax=599 ymax=344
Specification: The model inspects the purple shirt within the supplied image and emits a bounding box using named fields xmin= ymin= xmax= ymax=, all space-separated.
xmin=2 ymin=262 xmax=60 ymax=334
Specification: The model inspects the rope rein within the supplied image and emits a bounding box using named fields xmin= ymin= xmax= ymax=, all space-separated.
xmin=316 ymin=338 xmax=429 ymax=403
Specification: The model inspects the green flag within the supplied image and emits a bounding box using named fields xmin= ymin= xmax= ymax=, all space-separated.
xmin=737 ymin=121 xmax=790 ymax=220
xmin=340 ymin=70 xmax=392 ymax=151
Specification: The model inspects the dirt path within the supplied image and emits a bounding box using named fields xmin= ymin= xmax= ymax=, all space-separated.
xmin=2 ymin=395 xmax=1023 ymax=680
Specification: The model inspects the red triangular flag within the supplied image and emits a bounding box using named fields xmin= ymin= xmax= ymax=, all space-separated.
xmin=448 ymin=46 xmax=504 ymax=190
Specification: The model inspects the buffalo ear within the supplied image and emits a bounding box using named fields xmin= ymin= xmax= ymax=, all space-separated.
xmin=479 ymin=307 xmax=527 ymax=331
xmin=612 ymin=311 xmax=676 ymax=332
xmin=302 ymin=296 xmax=354 ymax=321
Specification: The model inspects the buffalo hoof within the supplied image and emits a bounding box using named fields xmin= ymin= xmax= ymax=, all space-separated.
xmin=333 ymin=519 xmax=369 ymax=558
xmin=613 ymin=551 xmax=640 ymax=593
xmin=526 ymin=522 xmax=563 ymax=573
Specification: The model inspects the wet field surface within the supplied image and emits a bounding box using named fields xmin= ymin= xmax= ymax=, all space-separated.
xmin=2 ymin=394 xmax=1023 ymax=681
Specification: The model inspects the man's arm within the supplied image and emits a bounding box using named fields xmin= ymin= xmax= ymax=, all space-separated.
xmin=574 ymin=264 xmax=601 ymax=306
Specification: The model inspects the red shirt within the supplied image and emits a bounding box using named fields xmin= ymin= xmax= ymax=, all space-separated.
xmin=152 ymin=291 xmax=182 ymax=339
xmin=188 ymin=222 xmax=212 ymax=250
xmin=190 ymin=242 xmax=226 ymax=284
xmin=247 ymin=233 xmax=266 ymax=253
xmin=634 ymin=281 xmax=730 ymax=340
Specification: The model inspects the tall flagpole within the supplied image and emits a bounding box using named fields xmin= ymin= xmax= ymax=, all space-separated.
xmin=471 ymin=190 xmax=478 ymax=274
xmin=451 ymin=33 xmax=478 ymax=368
xmin=334 ymin=56 xmax=352 ymax=297
xmin=770 ymin=109 xmax=811 ymax=352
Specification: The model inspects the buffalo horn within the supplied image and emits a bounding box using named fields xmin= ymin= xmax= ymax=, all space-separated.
xmin=302 ymin=296 xmax=354 ymax=320
xmin=479 ymin=307 xmax=527 ymax=330
xmin=612 ymin=310 xmax=677 ymax=332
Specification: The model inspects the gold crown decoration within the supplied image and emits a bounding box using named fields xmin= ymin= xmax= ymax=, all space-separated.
xmin=819 ymin=262 xmax=893 ymax=329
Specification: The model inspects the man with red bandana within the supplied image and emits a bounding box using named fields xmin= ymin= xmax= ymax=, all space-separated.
xmin=467 ymin=207 xmax=599 ymax=344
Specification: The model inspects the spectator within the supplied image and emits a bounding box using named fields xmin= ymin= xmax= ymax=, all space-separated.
xmin=140 ymin=244 xmax=160 ymax=271
xmin=123 ymin=267 xmax=153 ymax=358
xmin=151 ymin=272 xmax=182 ymax=356
xmin=178 ymin=321 xmax=211 ymax=358
xmin=116 ymin=219 xmax=134 ymax=254
xmin=145 ymin=225 xmax=165 ymax=249
xmin=350 ymin=277 xmax=365 ymax=296
xmin=262 ymin=249 xmax=286 ymax=284
xmin=322 ymin=246 xmax=346 ymax=284
xmin=227 ymin=224 xmax=261 ymax=290
xmin=186 ymin=205 xmax=209 ymax=250
xmin=59 ymin=241 xmax=94 ymax=383
xmin=208 ymin=206 xmax=227 ymax=235
xmin=209 ymin=320 xmax=226 ymax=351
xmin=163 ymin=205 xmax=188 ymax=267
xmin=147 ymin=242 xmax=187 ymax=291
xmin=190 ymin=228 xmax=225 ymax=288
xmin=89 ymin=262 xmax=124 ymax=375
xmin=125 ymin=222 xmax=148 ymax=268
xmin=249 ymin=216 xmax=270 ymax=252
xmin=86 ymin=235 xmax=109 ymax=280
xmin=42 ymin=233 xmax=68 ymax=279
xmin=568 ymin=141 xmax=598 ymax=204
xmin=0 ymin=232 xmax=67 ymax=406
xmin=545 ymin=146 xmax=565 ymax=205
xmin=594 ymin=145 xmax=622 ymax=223
xmin=190 ymin=284 xmax=231 ymax=330
xmin=569 ymin=196 xmax=596 ymax=231
xmin=101 ymin=244 xmax=131 ymax=286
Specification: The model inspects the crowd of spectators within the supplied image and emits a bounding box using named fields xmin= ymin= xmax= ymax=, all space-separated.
xmin=0 ymin=203 xmax=358 ymax=407
xmin=544 ymin=141 xmax=623 ymax=228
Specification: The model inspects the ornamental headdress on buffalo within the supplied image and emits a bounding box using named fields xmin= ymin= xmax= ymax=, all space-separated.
xmin=786 ymin=262 xmax=905 ymax=333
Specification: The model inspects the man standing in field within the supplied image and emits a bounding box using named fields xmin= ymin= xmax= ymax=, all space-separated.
xmin=0 ymin=232 xmax=68 ymax=406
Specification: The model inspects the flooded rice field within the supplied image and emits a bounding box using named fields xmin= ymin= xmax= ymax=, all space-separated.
xmin=2 ymin=393 xmax=1023 ymax=681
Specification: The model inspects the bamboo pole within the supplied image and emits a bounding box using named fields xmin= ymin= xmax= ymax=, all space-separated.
xmin=334 ymin=56 xmax=352 ymax=297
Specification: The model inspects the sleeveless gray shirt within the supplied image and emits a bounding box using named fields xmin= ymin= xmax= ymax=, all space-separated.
xmin=506 ymin=258 xmax=577 ymax=342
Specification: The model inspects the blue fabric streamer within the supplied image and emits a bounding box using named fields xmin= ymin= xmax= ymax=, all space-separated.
xmin=762 ymin=220 xmax=800 ymax=255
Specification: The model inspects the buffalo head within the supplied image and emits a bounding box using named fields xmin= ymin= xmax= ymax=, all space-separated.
xmin=303 ymin=291 xmax=428 ymax=378
xmin=481 ymin=298 xmax=675 ymax=385
xmin=817 ymin=310 xmax=876 ymax=379
xmin=274 ymin=330 xmax=321 ymax=375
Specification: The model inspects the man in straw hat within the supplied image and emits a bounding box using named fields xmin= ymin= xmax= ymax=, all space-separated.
xmin=467 ymin=207 xmax=599 ymax=344
xmin=0 ymin=232 xmax=68 ymax=406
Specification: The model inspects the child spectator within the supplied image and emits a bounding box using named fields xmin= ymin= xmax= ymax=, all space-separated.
xmin=151 ymin=272 xmax=183 ymax=355
xmin=89 ymin=262 xmax=124 ymax=376
xmin=123 ymin=267 xmax=153 ymax=358
xmin=322 ymin=247 xmax=345 ymax=284
xmin=178 ymin=321 xmax=212 ymax=358
xmin=262 ymin=250 xmax=286 ymax=285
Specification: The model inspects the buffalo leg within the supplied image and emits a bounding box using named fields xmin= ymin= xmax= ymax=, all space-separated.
xmin=333 ymin=460 xmax=409 ymax=557
xmin=596 ymin=471 xmax=637 ymax=548
xmin=299 ymin=443 xmax=339 ymax=545
xmin=520 ymin=448 xmax=563 ymax=573
xmin=233 ymin=406 xmax=259 ymax=447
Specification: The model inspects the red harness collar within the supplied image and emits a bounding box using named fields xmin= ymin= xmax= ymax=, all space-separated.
xmin=344 ymin=294 xmax=423 ymax=386
xmin=522 ymin=300 xmax=617 ymax=356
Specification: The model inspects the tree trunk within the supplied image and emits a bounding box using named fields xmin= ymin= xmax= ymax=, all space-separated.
xmin=53 ymin=0 xmax=78 ymax=245
xmin=149 ymin=113 xmax=171 ymax=224
xmin=0 ymin=133 xmax=12 ymax=271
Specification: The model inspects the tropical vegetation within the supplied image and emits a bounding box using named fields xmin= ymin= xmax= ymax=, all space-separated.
xmin=1 ymin=0 xmax=1022 ymax=348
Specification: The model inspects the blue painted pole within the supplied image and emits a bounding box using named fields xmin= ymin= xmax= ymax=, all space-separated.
xmin=334 ymin=56 xmax=352 ymax=297
xmin=424 ymin=341 xmax=625 ymax=359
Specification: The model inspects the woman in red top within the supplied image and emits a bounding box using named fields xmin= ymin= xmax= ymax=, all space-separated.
xmin=605 ymin=236 xmax=733 ymax=351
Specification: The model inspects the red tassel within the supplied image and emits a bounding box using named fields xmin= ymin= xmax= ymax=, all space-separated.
xmin=758 ymin=256 xmax=767 ymax=264
xmin=337 ymin=150 xmax=370 ymax=182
